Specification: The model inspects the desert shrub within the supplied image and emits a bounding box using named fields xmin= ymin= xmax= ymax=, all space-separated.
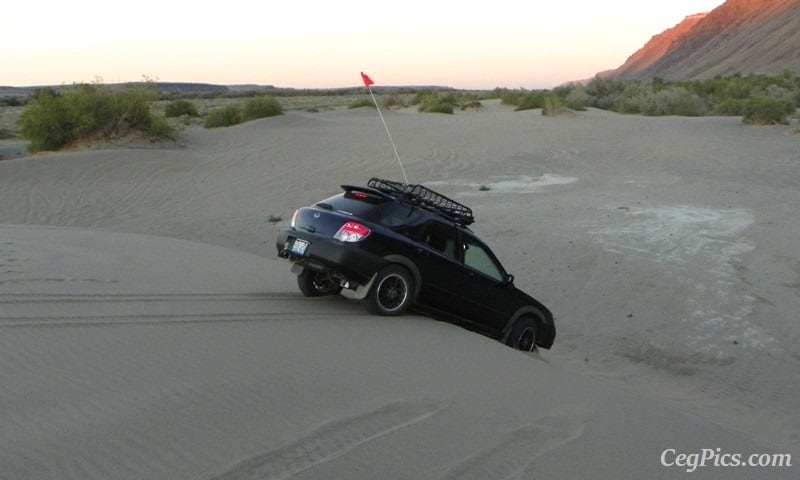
xmin=712 ymin=98 xmax=744 ymax=116
xmin=741 ymin=97 xmax=795 ymax=125
xmin=148 ymin=115 xmax=178 ymax=139
xmin=461 ymin=100 xmax=482 ymax=110
xmin=0 ymin=96 xmax=26 ymax=107
xmin=499 ymin=90 xmax=524 ymax=106
xmin=614 ymin=97 xmax=642 ymax=114
xmin=242 ymin=96 xmax=283 ymax=121
xmin=585 ymin=76 xmax=627 ymax=110
xmin=204 ymin=105 xmax=242 ymax=128
xmin=411 ymin=90 xmax=439 ymax=106
xmin=610 ymin=82 xmax=650 ymax=114
xmin=382 ymin=94 xmax=407 ymax=108
xmin=515 ymin=92 xmax=548 ymax=111
xmin=68 ymin=83 xmax=117 ymax=136
xmin=19 ymin=82 xmax=171 ymax=152
xmin=542 ymin=95 xmax=568 ymax=116
xmin=348 ymin=99 xmax=374 ymax=109
xmin=115 ymin=85 xmax=159 ymax=128
xmin=580 ymin=73 xmax=800 ymax=118
xmin=414 ymin=91 xmax=457 ymax=114
xmin=165 ymin=99 xmax=199 ymax=117
xmin=420 ymin=100 xmax=454 ymax=114
xmin=564 ymin=88 xmax=589 ymax=111
xmin=440 ymin=92 xmax=460 ymax=105
xmin=20 ymin=90 xmax=73 ymax=151
xmin=719 ymin=77 xmax=752 ymax=100
xmin=764 ymin=84 xmax=793 ymax=103
xmin=640 ymin=87 xmax=707 ymax=116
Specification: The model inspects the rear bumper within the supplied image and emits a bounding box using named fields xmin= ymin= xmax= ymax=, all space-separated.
xmin=276 ymin=228 xmax=384 ymax=286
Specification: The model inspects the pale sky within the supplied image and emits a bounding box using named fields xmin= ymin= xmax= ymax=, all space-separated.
xmin=4 ymin=1 xmax=726 ymax=89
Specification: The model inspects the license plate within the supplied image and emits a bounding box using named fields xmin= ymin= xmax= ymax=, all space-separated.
xmin=290 ymin=238 xmax=309 ymax=255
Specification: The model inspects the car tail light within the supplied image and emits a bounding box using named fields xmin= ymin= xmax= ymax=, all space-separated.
xmin=334 ymin=222 xmax=371 ymax=242
xmin=290 ymin=209 xmax=299 ymax=228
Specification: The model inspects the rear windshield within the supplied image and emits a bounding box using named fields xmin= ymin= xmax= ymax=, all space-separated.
xmin=321 ymin=192 xmax=416 ymax=227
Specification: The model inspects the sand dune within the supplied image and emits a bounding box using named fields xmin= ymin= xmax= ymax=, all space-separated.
xmin=1 ymin=102 xmax=798 ymax=478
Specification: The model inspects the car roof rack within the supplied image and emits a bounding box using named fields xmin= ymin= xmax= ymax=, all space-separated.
xmin=367 ymin=177 xmax=474 ymax=226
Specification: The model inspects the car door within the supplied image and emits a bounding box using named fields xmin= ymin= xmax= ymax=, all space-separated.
xmin=452 ymin=234 xmax=521 ymax=333
xmin=411 ymin=220 xmax=465 ymax=313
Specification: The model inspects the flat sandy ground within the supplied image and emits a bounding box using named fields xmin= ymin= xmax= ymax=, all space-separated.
xmin=1 ymin=101 xmax=798 ymax=479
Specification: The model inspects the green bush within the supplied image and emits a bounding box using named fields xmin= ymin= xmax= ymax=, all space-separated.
xmin=19 ymin=82 xmax=172 ymax=152
xmin=382 ymin=94 xmax=407 ymax=108
xmin=741 ymin=97 xmax=795 ymax=125
xmin=148 ymin=115 xmax=178 ymax=139
xmin=611 ymin=82 xmax=650 ymax=114
xmin=414 ymin=91 xmax=457 ymax=114
xmin=20 ymin=89 xmax=75 ymax=151
xmin=499 ymin=90 xmax=524 ymax=106
xmin=115 ymin=85 xmax=159 ymax=128
xmin=542 ymin=95 xmax=568 ymax=116
xmin=568 ymin=72 xmax=800 ymax=119
xmin=564 ymin=88 xmax=589 ymax=111
xmin=165 ymin=99 xmax=199 ymax=117
xmin=515 ymin=92 xmax=547 ymax=111
xmin=411 ymin=90 xmax=439 ymax=106
xmin=712 ymin=98 xmax=744 ymax=116
xmin=585 ymin=76 xmax=628 ymax=110
xmin=242 ymin=96 xmax=283 ymax=121
xmin=204 ymin=105 xmax=242 ymax=128
xmin=640 ymin=87 xmax=707 ymax=116
xmin=348 ymin=99 xmax=374 ymax=109
xmin=420 ymin=101 xmax=454 ymax=114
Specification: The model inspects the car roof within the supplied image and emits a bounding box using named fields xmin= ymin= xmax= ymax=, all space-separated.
xmin=342 ymin=178 xmax=475 ymax=227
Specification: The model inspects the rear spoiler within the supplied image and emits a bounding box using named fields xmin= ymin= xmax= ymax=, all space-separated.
xmin=340 ymin=184 xmax=394 ymax=200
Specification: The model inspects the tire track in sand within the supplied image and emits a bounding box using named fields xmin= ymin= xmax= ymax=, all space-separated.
xmin=441 ymin=414 xmax=586 ymax=480
xmin=209 ymin=400 xmax=445 ymax=480
xmin=0 ymin=292 xmax=365 ymax=329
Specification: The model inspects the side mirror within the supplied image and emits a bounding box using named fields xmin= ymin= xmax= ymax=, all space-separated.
xmin=504 ymin=274 xmax=515 ymax=285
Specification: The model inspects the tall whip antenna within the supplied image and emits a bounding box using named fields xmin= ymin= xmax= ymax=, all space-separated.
xmin=361 ymin=72 xmax=408 ymax=184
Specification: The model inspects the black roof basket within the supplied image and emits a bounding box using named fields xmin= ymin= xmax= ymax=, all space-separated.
xmin=367 ymin=178 xmax=474 ymax=226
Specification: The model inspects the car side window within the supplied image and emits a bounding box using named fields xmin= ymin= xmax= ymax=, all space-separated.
xmin=462 ymin=238 xmax=504 ymax=282
xmin=417 ymin=222 xmax=457 ymax=259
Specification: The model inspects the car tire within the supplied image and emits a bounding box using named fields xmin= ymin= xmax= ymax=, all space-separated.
xmin=297 ymin=269 xmax=342 ymax=297
xmin=506 ymin=316 xmax=538 ymax=352
xmin=364 ymin=265 xmax=414 ymax=316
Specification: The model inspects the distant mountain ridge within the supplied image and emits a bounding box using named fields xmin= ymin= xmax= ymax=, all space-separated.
xmin=608 ymin=0 xmax=800 ymax=80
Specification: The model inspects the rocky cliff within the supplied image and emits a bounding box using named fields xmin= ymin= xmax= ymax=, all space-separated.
xmin=609 ymin=0 xmax=800 ymax=80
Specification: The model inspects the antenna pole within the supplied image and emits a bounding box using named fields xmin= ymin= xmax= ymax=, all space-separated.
xmin=365 ymin=84 xmax=408 ymax=184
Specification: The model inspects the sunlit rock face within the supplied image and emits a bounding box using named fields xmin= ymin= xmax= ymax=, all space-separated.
xmin=607 ymin=0 xmax=800 ymax=80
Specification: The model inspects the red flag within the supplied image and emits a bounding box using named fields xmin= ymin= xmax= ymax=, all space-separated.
xmin=360 ymin=71 xmax=374 ymax=88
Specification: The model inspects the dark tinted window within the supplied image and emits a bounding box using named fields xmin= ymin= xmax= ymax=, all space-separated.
xmin=323 ymin=193 xmax=414 ymax=227
xmin=416 ymin=221 xmax=458 ymax=258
